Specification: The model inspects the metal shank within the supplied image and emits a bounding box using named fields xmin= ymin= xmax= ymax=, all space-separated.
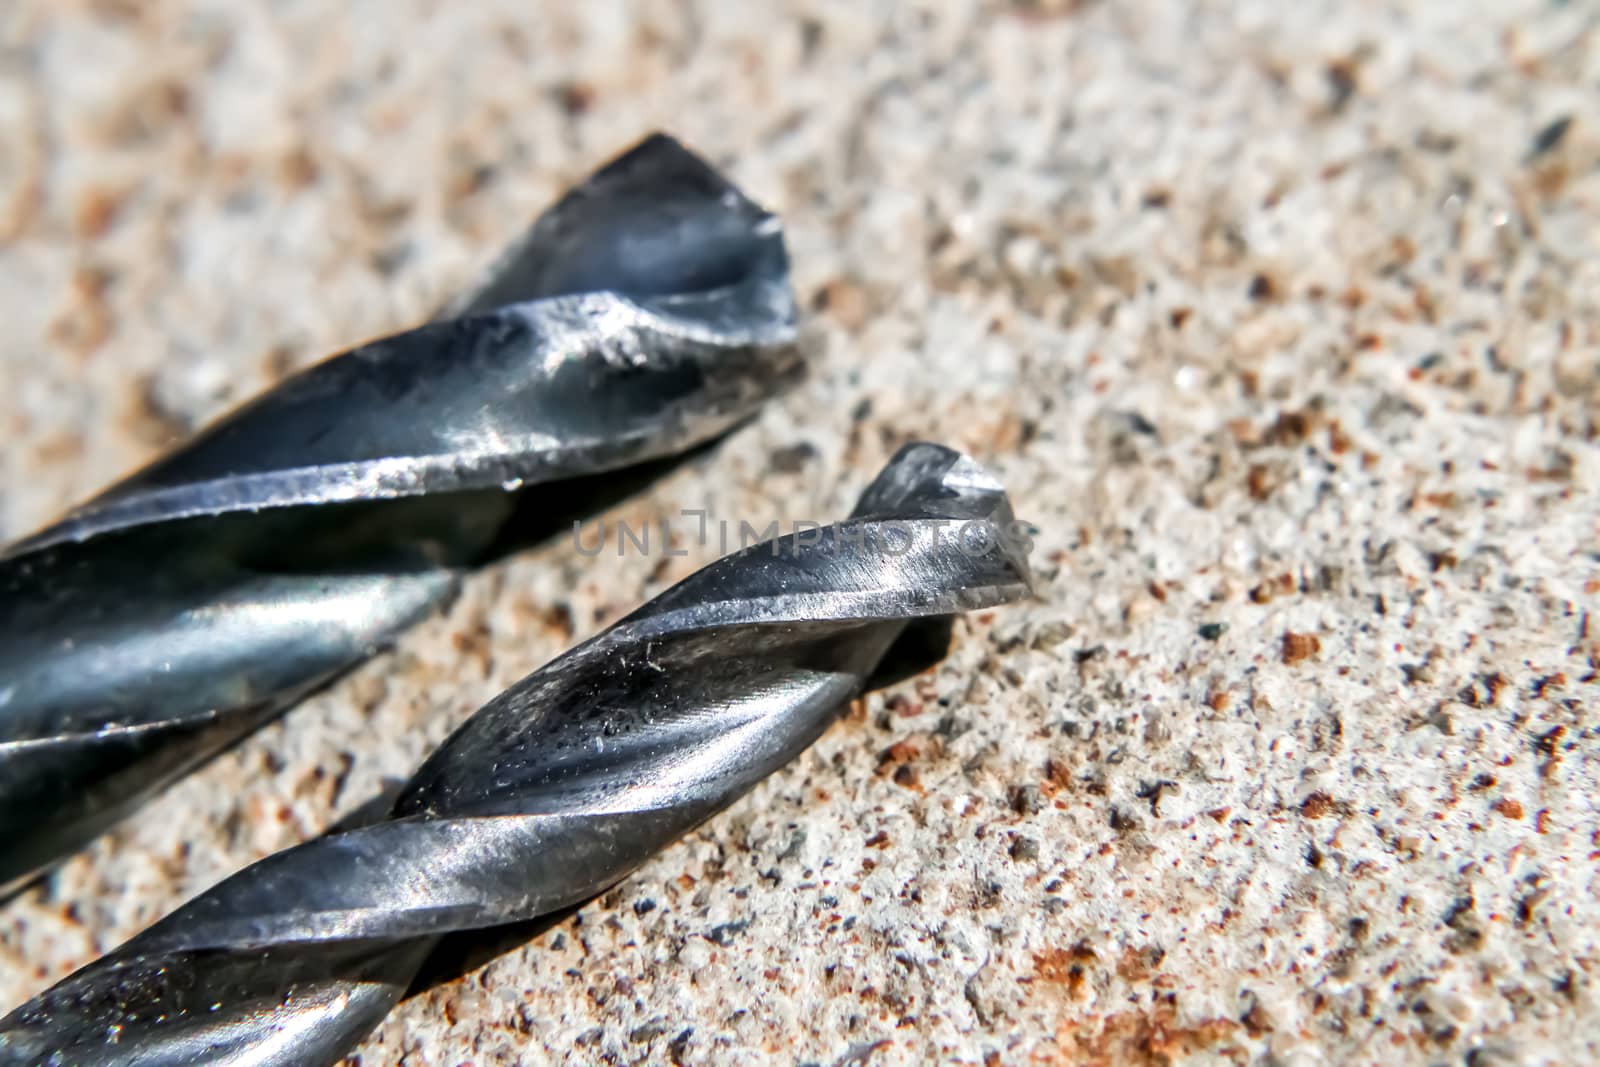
xmin=0 ymin=133 xmax=800 ymax=895
xmin=0 ymin=443 xmax=1032 ymax=1067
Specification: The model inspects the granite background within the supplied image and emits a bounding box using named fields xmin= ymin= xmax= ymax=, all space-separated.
xmin=1 ymin=1 xmax=1598 ymax=1064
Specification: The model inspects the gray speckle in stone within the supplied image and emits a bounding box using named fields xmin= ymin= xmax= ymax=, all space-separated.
xmin=706 ymin=921 xmax=750 ymax=947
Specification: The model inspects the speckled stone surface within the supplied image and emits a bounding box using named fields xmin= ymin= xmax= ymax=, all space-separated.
xmin=2 ymin=2 xmax=1598 ymax=1064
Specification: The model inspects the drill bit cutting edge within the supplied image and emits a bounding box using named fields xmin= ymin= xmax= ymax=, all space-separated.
xmin=0 ymin=442 xmax=1032 ymax=1067
xmin=0 ymin=133 xmax=800 ymax=897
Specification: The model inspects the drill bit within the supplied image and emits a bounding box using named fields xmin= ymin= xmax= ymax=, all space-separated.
xmin=0 ymin=133 xmax=800 ymax=897
xmin=0 ymin=442 xmax=1033 ymax=1067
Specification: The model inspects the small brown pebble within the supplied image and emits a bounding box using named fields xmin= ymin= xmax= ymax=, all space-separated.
xmin=1242 ymin=995 xmax=1276 ymax=1034
xmin=1247 ymin=465 xmax=1275 ymax=500
xmin=557 ymin=80 xmax=596 ymax=115
xmin=1492 ymin=798 xmax=1525 ymax=820
xmin=1282 ymin=632 xmax=1321 ymax=664
xmin=73 ymin=186 xmax=124 ymax=238
xmin=878 ymin=739 xmax=920 ymax=769
xmin=1325 ymin=59 xmax=1358 ymax=110
xmin=1250 ymin=574 xmax=1294 ymax=604
xmin=1300 ymin=792 xmax=1335 ymax=819
xmin=278 ymin=147 xmax=319 ymax=189
xmin=1040 ymin=758 xmax=1073 ymax=796
xmin=542 ymin=602 xmax=575 ymax=641
xmin=1265 ymin=410 xmax=1311 ymax=445
xmin=812 ymin=277 xmax=870 ymax=331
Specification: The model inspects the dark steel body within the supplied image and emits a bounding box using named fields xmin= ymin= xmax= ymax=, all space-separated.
xmin=0 ymin=134 xmax=800 ymax=896
xmin=0 ymin=443 xmax=1032 ymax=1066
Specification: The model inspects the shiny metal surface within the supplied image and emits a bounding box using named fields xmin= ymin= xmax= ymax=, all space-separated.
xmin=0 ymin=443 xmax=1032 ymax=1067
xmin=0 ymin=133 xmax=800 ymax=896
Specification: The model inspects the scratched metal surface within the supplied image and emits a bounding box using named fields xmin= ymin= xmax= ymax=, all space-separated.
xmin=0 ymin=132 xmax=800 ymax=898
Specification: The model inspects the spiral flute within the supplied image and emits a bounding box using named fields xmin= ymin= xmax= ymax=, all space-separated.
xmin=0 ymin=133 xmax=800 ymax=895
xmin=0 ymin=442 xmax=1032 ymax=1066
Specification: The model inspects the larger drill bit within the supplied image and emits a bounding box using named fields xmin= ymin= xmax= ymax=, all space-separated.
xmin=0 ymin=133 xmax=800 ymax=896
xmin=0 ymin=442 xmax=1032 ymax=1067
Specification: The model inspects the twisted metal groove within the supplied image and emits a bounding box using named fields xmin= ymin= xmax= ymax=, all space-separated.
xmin=0 ymin=133 xmax=800 ymax=896
xmin=0 ymin=442 xmax=1033 ymax=1067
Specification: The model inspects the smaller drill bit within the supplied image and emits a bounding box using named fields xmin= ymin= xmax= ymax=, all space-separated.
xmin=0 ymin=133 xmax=799 ymax=896
xmin=0 ymin=442 xmax=1033 ymax=1067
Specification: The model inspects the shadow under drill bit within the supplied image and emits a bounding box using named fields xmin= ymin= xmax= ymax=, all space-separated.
xmin=398 ymin=615 xmax=955 ymax=999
